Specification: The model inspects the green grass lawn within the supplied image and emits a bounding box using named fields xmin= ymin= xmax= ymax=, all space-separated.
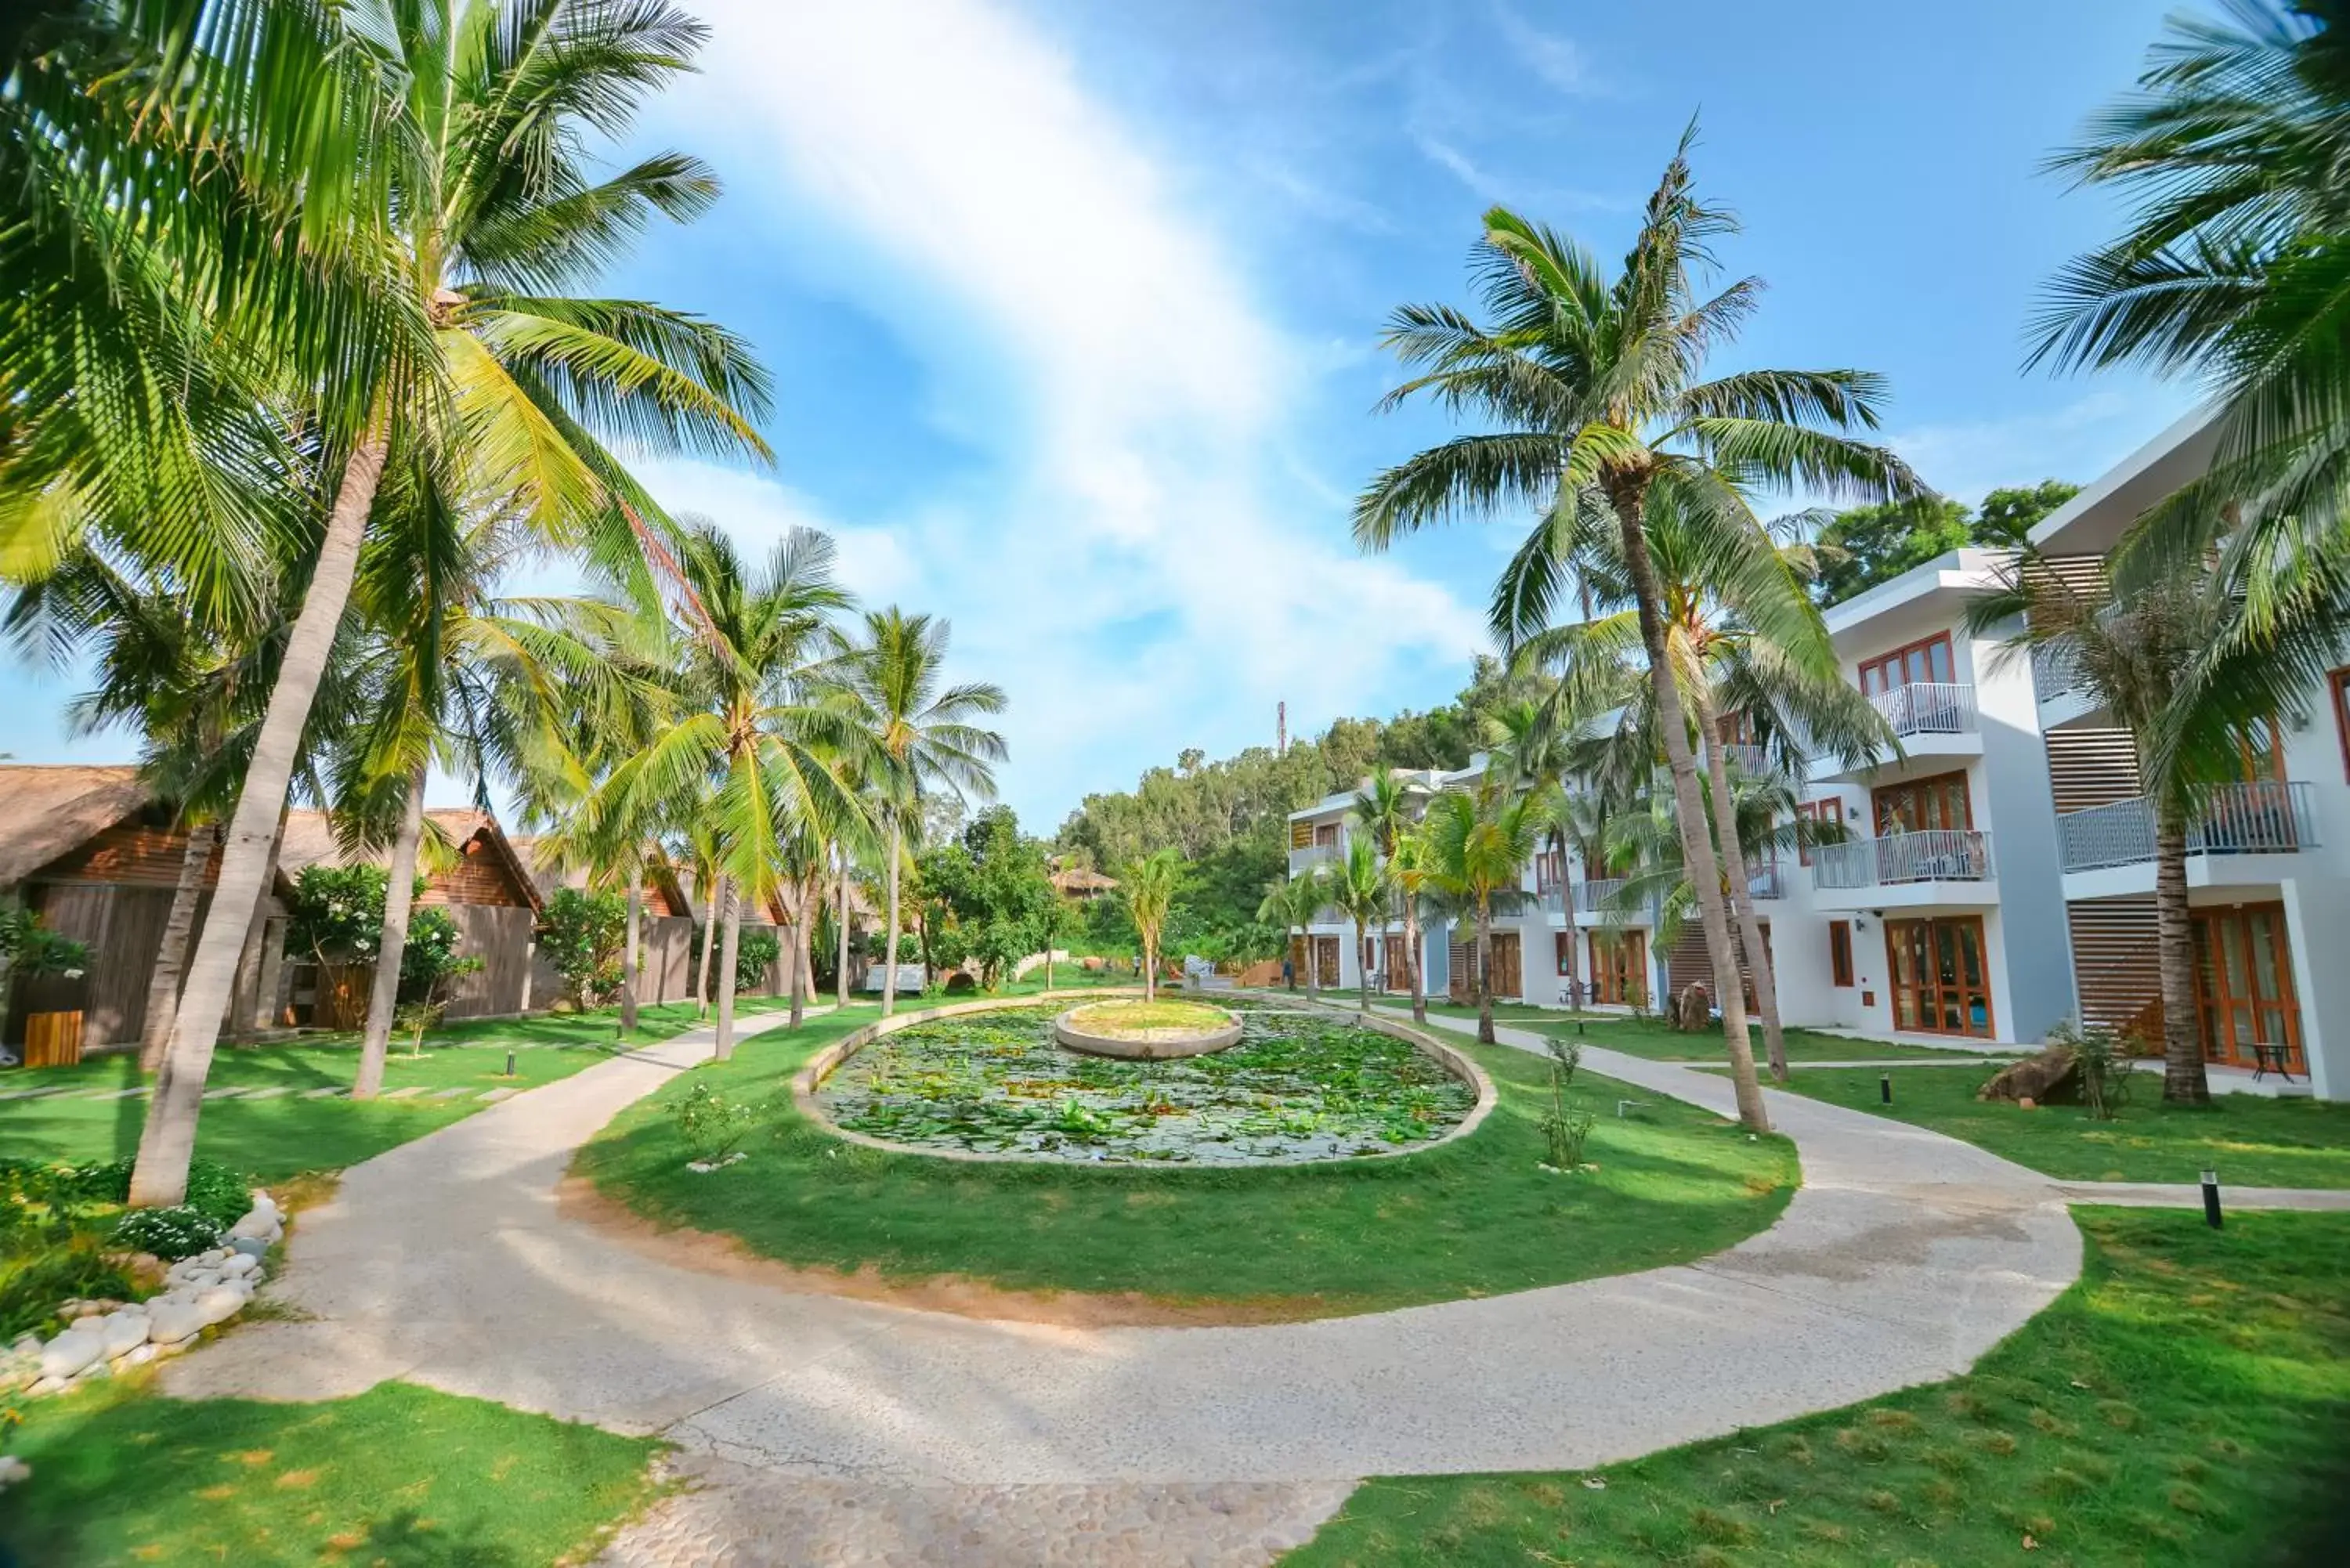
xmin=0 ymin=996 xmax=798 ymax=1186
xmin=1761 ymin=1067 xmax=2350 ymax=1189
xmin=574 ymin=1006 xmax=1799 ymax=1316
xmin=1366 ymin=998 xmax=2012 ymax=1064
xmin=1288 ymin=1207 xmax=2350 ymax=1567
xmin=0 ymin=1378 xmax=660 ymax=1566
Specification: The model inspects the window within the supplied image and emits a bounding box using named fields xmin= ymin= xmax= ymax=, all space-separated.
xmin=1555 ymin=931 xmax=1574 ymax=977
xmin=1829 ymin=920 xmax=1854 ymax=988
xmin=1795 ymin=799 xmax=1838 ymax=866
xmin=1872 ymin=770 xmax=1972 ymax=834
xmin=1856 ymin=632 xmax=1955 ymax=696
xmin=1535 ymin=849 xmax=1565 ymax=894
xmin=1314 ymin=822 xmax=1339 ymax=849
xmin=2334 ymin=669 xmax=2350 ymax=782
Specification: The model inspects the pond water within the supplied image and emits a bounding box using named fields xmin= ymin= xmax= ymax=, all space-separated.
xmin=815 ymin=999 xmax=1477 ymax=1165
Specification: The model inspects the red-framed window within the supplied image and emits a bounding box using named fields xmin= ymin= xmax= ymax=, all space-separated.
xmin=1829 ymin=920 xmax=1854 ymax=988
xmin=1856 ymin=631 xmax=1955 ymax=696
xmin=1554 ymin=932 xmax=1574 ymax=977
xmin=1795 ymin=799 xmax=1838 ymax=866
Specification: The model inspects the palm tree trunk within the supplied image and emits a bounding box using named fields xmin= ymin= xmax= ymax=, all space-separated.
xmin=694 ymin=871 xmax=722 ymax=1020
xmin=1606 ymin=481 xmax=1769 ymax=1133
xmin=620 ymin=864 xmax=642 ymax=1034
xmin=1475 ymin=898 xmax=1495 ymax=1045
xmin=714 ymin=880 xmax=743 ymax=1060
xmin=1405 ymin=901 xmax=1426 ymax=1025
xmin=834 ymin=847 xmax=851 ymax=1007
xmin=1691 ymin=687 xmax=1788 ymax=1082
xmin=353 ymin=766 xmax=428 ymax=1100
xmin=139 ymin=823 xmax=219 ymax=1072
xmin=881 ymin=818 xmax=902 ymax=1019
xmin=1357 ymin=920 xmax=1370 ymax=1013
xmin=1553 ymin=829 xmax=1583 ymax=1014
xmin=787 ymin=887 xmax=810 ymax=1030
xmin=131 ymin=432 xmax=391 ymax=1207
xmin=2153 ymin=802 xmax=2209 ymax=1106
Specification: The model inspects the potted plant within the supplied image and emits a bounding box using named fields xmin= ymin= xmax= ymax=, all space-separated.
xmin=2 ymin=909 xmax=92 ymax=1068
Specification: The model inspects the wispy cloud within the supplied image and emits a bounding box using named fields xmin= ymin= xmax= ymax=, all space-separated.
xmin=1888 ymin=388 xmax=2200 ymax=505
xmin=1489 ymin=4 xmax=1607 ymax=97
xmin=653 ymin=0 xmax=1488 ymax=823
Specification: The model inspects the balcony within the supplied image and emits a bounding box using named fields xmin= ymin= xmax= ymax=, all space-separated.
xmin=2057 ymin=782 xmax=2319 ymax=873
xmin=1810 ymin=830 xmax=1996 ymax=909
xmin=1287 ymin=842 xmax=1340 ymax=876
xmin=1746 ymin=862 xmax=1785 ymax=900
xmin=1870 ymin=681 xmax=1976 ymax=737
xmin=1571 ymin=878 xmax=1639 ymax=923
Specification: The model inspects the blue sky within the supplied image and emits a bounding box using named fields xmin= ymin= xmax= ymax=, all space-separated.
xmin=5 ymin=0 xmax=2199 ymax=832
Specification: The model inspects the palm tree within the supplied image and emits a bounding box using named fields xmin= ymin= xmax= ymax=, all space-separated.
xmin=1484 ymin=700 xmax=1584 ymax=1010
xmin=1415 ymin=779 xmax=1543 ymax=1045
xmin=602 ymin=522 xmax=864 ymax=1060
xmin=1349 ymin=771 xmax=1423 ymax=1010
xmin=839 ymin=608 xmax=1008 ymax=1018
xmin=1503 ymin=477 xmax=1893 ymax=1078
xmin=1122 ymin=848 xmax=1184 ymax=1003
xmin=125 ymin=0 xmax=772 ymax=1206
xmin=1325 ymin=833 xmax=1391 ymax=1013
xmin=1967 ymin=554 xmax=2298 ymax=1105
xmin=1386 ymin=828 xmax=1437 ymax=1025
xmin=1355 ymin=136 xmax=1923 ymax=1129
xmin=1256 ymin=872 xmax=1325 ymax=995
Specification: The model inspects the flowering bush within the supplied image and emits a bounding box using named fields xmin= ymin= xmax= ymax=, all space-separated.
xmin=0 ymin=909 xmax=89 ymax=981
xmin=540 ymin=888 xmax=629 ymax=1007
xmin=110 ymin=1206 xmax=222 ymax=1261
xmin=674 ymin=1081 xmax=757 ymax=1164
xmin=287 ymin=866 xmax=474 ymax=1005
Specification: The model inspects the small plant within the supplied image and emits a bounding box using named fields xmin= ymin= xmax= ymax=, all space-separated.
xmin=393 ymin=999 xmax=446 ymax=1058
xmin=2059 ymin=1020 xmax=2136 ymax=1122
xmin=110 ymin=1205 xmax=221 ymax=1261
xmin=1540 ymin=1037 xmax=1596 ymax=1170
xmin=674 ymin=1081 xmax=757 ymax=1165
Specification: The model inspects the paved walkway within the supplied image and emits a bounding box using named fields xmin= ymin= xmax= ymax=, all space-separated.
xmin=163 ymin=1006 xmax=2095 ymax=1565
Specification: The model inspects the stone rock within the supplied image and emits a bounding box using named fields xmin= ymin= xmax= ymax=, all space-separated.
xmin=227 ymin=1211 xmax=282 ymax=1243
xmin=145 ymin=1299 xmax=208 ymax=1346
xmin=0 ymin=1454 xmax=28 ymax=1487
xmin=1669 ymin=982 xmax=1712 ymax=1032
xmin=114 ymin=1343 xmax=159 ymax=1370
xmin=219 ymin=1252 xmax=258 ymax=1280
xmin=193 ymin=1285 xmax=248 ymax=1328
xmin=228 ymin=1237 xmax=270 ymax=1263
xmin=1978 ymin=1046 xmax=2079 ymax=1105
xmin=38 ymin=1327 xmax=105 ymax=1381
xmin=97 ymin=1311 xmax=151 ymax=1357
xmin=27 ymin=1376 xmax=68 ymax=1397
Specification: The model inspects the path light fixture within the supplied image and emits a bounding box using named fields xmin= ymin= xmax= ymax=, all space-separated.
xmin=505 ymin=1050 xmax=516 ymax=1079
xmin=2202 ymin=1168 xmax=2223 ymax=1230
xmin=1880 ymin=1072 xmax=1893 ymax=1105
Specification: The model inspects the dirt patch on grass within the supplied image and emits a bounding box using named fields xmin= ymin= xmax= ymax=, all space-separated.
xmin=555 ymin=1176 xmax=1341 ymax=1328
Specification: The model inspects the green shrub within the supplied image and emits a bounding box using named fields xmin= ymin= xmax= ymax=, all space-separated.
xmin=674 ymin=1081 xmax=757 ymax=1164
xmin=540 ymin=887 xmax=629 ymax=1007
xmin=109 ymin=1206 xmax=221 ymax=1261
xmin=62 ymin=1158 xmax=250 ymax=1232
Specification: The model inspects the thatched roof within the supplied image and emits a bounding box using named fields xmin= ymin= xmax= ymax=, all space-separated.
xmin=0 ymin=764 xmax=154 ymax=887
xmin=1051 ymin=866 xmax=1119 ymax=896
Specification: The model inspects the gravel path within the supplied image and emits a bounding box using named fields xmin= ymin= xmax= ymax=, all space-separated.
xmin=161 ymin=1005 xmax=2088 ymax=1566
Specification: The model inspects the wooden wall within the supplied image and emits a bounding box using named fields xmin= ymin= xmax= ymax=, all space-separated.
xmin=2 ymin=882 xmax=266 ymax=1049
xmin=442 ymin=904 xmax=535 ymax=1017
xmin=418 ymin=836 xmax=533 ymax=909
xmin=32 ymin=822 xmax=221 ymax=890
xmin=2068 ymin=898 xmax=2162 ymax=1042
xmin=2046 ymin=730 xmax=2143 ymax=814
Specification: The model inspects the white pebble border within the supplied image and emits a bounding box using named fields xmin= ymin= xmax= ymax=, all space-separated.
xmin=0 ymin=1190 xmax=286 ymax=1494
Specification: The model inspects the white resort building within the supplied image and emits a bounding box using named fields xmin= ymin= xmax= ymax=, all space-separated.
xmin=1285 ymin=412 xmax=2350 ymax=1099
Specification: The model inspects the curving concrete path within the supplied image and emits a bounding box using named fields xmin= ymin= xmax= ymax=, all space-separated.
xmin=162 ymin=1006 xmax=2089 ymax=1565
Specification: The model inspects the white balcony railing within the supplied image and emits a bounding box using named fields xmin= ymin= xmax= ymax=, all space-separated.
xmin=2056 ymin=781 xmax=2320 ymax=873
xmin=1812 ymin=829 xmax=1995 ymax=889
xmin=1868 ymin=682 xmax=1976 ymax=737
xmin=1747 ymin=862 xmax=1785 ymax=900
xmin=1288 ymin=843 xmax=1339 ymax=872
xmin=2030 ymin=643 xmax=2079 ymax=705
xmin=1574 ymin=877 xmax=1631 ymax=914
xmin=1536 ymin=887 xmax=1566 ymax=914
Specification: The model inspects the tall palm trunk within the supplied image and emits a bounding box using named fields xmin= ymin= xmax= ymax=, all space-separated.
xmin=1607 ymin=480 xmax=1769 ymax=1133
xmin=1553 ymin=829 xmax=1583 ymax=1014
xmin=1692 ymin=686 xmax=1789 ymax=1082
xmin=1143 ymin=930 xmax=1158 ymax=1003
xmin=354 ymin=767 xmax=427 ymax=1100
xmin=834 ymin=847 xmax=851 ymax=1007
xmin=1475 ymin=897 xmax=1495 ymax=1044
xmin=620 ymin=864 xmax=642 ymax=1034
xmin=786 ymin=885 xmax=809 ymax=1029
xmin=2152 ymin=803 xmax=2210 ymax=1105
xmin=139 ymin=823 xmax=219 ymax=1072
xmin=132 ymin=432 xmax=391 ymax=1207
xmin=1404 ymin=899 xmax=1426 ymax=1026
xmin=1356 ymin=919 xmax=1371 ymax=1013
xmin=880 ymin=817 xmax=902 ymax=1018
xmin=694 ymin=871 xmax=724 ymax=1020
xmin=714 ymin=880 xmax=742 ymax=1060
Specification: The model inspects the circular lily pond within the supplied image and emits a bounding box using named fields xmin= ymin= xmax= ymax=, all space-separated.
xmin=815 ymin=999 xmax=1478 ymax=1165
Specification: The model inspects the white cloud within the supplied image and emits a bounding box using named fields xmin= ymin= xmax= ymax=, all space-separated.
xmin=653 ymin=0 xmax=1489 ymax=826
xmin=1888 ymin=387 xmax=2201 ymax=506
xmin=1489 ymin=5 xmax=1601 ymax=97
xmin=632 ymin=458 xmax=920 ymax=606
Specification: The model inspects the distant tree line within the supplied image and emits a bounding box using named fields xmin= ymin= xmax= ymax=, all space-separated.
xmin=1805 ymin=481 xmax=2079 ymax=605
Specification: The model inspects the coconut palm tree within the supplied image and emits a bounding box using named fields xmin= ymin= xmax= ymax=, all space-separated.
xmin=1415 ymin=779 xmax=1544 ymax=1045
xmin=1325 ymin=833 xmax=1392 ymax=1014
xmin=1349 ymin=771 xmax=1424 ymax=1009
xmin=600 ymin=522 xmax=864 ymax=1060
xmin=1965 ymin=553 xmax=2319 ymax=1104
xmin=127 ymin=0 xmax=772 ymax=1206
xmin=1122 ymin=848 xmax=1184 ymax=1003
xmin=1502 ymin=475 xmax=1893 ymax=1078
xmin=1356 ymin=137 xmax=1923 ymax=1129
xmin=838 ymin=608 xmax=1008 ymax=1018
xmin=1256 ymin=871 xmax=1325 ymax=996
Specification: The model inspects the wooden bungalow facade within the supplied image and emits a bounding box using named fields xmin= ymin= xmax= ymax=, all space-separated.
xmin=511 ymin=839 xmax=708 ymax=1008
xmin=277 ymin=809 xmax=544 ymax=1023
xmin=0 ymin=765 xmax=292 ymax=1051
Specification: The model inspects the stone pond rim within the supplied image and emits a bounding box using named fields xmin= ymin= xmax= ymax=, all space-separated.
xmin=1052 ymin=1001 xmax=1246 ymax=1060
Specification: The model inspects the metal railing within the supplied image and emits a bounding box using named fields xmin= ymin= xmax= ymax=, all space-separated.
xmin=2030 ymin=643 xmax=2079 ymax=705
xmin=1535 ymin=887 xmax=1566 ymax=914
xmin=1867 ymin=681 xmax=1977 ymax=737
xmin=2057 ymin=781 xmax=2320 ymax=873
xmin=1574 ymin=877 xmax=1631 ymax=914
xmin=1288 ymin=844 xmax=1339 ymax=872
xmin=1746 ymin=862 xmax=1785 ymax=900
xmin=1811 ymin=829 xmax=1995 ymax=888
xmin=1712 ymin=742 xmax=1771 ymax=774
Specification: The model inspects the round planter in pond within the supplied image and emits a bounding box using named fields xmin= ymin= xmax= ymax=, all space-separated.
xmin=1052 ymin=999 xmax=1245 ymax=1060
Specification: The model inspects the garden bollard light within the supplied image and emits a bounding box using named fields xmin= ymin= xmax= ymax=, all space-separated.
xmin=2202 ymin=1168 xmax=2222 ymax=1230
xmin=1880 ymin=1072 xmax=1892 ymax=1105
xmin=505 ymin=1050 xmax=516 ymax=1079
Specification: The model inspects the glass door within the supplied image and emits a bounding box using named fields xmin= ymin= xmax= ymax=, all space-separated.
xmin=1883 ymin=916 xmax=1994 ymax=1037
xmin=2193 ymin=905 xmax=2303 ymax=1070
